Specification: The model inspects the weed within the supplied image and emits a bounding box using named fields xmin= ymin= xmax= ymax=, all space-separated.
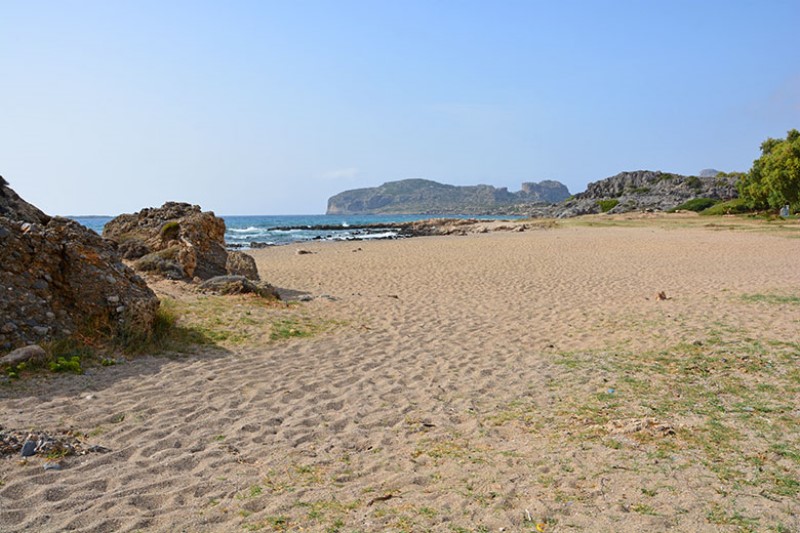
xmin=49 ymin=355 xmax=82 ymax=374
xmin=632 ymin=503 xmax=658 ymax=515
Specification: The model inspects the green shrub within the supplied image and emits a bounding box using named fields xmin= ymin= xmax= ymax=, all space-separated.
xmin=700 ymin=198 xmax=750 ymax=216
xmin=670 ymin=198 xmax=719 ymax=212
xmin=49 ymin=355 xmax=82 ymax=374
xmin=597 ymin=199 xmax=619 ymax=213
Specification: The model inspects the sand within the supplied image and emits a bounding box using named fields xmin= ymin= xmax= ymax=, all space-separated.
xmin=2 ymin=217 xmax=799 ymax=532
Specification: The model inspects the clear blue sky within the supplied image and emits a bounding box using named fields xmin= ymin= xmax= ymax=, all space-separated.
xmin=2 ymin=1 xmax=798 ymax=215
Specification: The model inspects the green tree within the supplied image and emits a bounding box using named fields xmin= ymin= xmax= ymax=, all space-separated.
xmin=738 ymin=129 xmax=800 ymax=211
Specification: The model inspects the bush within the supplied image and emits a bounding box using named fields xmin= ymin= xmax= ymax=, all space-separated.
xmin=597 ymin=199 xmax=619 ymax=213
xmin=700 ymin=198 xmax=750 ymax=216
xmin=670 ymin=198 xmax=719 ymax=212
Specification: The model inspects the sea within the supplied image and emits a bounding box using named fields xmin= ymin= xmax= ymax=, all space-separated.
xmin=69 ymin=214 xmax=522 ymax=248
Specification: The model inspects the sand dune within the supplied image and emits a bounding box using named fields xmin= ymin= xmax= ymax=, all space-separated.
xmin=2 ymin=221 xmax=799 ymax=532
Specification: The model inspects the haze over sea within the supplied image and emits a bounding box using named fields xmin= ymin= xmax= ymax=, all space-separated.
xmin=71 ymin=214 xmax=520 ymax=247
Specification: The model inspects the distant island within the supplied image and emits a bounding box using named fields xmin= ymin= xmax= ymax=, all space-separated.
xmin=326 ymin=178 xmax=570 ymax=215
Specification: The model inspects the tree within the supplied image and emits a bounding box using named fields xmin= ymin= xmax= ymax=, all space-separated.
xmin=738 ymin=129 xmax=800 ymax=211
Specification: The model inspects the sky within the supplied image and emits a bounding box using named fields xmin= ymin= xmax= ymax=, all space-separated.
xmin=1 ymin=1 xmax=799 ymax=215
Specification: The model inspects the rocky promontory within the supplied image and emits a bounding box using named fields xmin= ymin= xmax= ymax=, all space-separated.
xmin=103 ymin=202 xmax=260 ymax=282
xmin=326 ymin=178 xmax=570 ymax=215
xmin=0 ymin=178 xmax=159 ymax=353
xmin=528 ymin=170 xmax=739 ymax=218
xmin=102 ymin=202 xmax=278 ymax=298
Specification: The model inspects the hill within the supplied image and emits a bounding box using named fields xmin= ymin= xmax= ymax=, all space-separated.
xmin=326 ymin=178 xmax=570 ymax=215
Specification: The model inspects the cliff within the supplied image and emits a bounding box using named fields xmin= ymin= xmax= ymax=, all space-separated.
xmin=326 ymin=178 xmax=570 ymax=215
xmin=528 ymin=170 xmax=739 ymax=218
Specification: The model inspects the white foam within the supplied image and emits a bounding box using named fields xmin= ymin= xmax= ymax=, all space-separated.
xmin=229 ymin=226 xmax=263 ymax=233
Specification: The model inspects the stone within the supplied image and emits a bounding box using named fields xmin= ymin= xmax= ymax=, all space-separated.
xmin=0 ymin=345 xmax=47 ymax=366
xmin=198 ymin=275 xmax=280 ymax=300
xmin=225 ymin=251 xmax=260 ymax=280
xmin=20 ymin=440 xmax=36 ymax=457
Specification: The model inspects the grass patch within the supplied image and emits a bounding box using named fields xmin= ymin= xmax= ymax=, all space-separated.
xmin=741 ymin=293 xmax=800 ymax=305
xmin=550 ymin=332 xmax=800 ymax=500
xmin=3 ymin=292 xmax=340 ymax=381
xmin=270 ymin=318 xmax=316 ymax=341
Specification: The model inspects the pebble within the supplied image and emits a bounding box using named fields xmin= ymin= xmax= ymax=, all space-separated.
xmin=33 ymin=326 xmax=49 ymax=336
xmin=107 ymin=295 xmax=120 ymax=304
xmin=20 ymin=440 xmax=36 ymax=457
xmin=43 ymin=462 xmax=62 ymax=471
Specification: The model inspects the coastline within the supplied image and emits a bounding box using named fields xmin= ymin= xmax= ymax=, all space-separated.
xmin=2 ymin=218 xmax=799 ymax=531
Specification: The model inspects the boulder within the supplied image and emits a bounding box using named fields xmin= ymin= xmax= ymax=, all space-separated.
xmin=0 ymin=345 xmax=47 ymax=367
xmin=225 ymin=251 xmax=260 ymax=281
xmin=198 ymin=275 xmax=280 ymax=299
xmin=0 ymin=180 xmax=159 ymax=352
xmin=103 ymin=202 xmax=259 ymax=281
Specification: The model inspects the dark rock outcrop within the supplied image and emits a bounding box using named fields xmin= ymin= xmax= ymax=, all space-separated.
xmin=103 ymin=203 xmax=260 ymax=282
xmin=534 ymin=170 xmax=739 ymax=218
xmin=326 ymin=178 xmax=570 ymax=215
xmin=0 ymin=180 xmax=159 ymax=353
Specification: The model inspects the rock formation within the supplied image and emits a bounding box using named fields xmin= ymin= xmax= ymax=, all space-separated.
xmin=102 ymin=203 xmax=260 ymax=282
xmin=326 ymin=178 xmax=570 ymax=215
xmin=519 ymin=180 xmax=572 ymax=203
xmin=525 ymin=170 xmax=739 ymax=218
xmin=0 ymin=178 xmax=159 ymax=353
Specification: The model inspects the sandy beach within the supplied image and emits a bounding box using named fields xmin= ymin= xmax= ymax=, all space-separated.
xmin=2 ymin=216 xmax=799 ymax=532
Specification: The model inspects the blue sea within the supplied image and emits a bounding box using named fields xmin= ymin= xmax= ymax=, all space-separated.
xmin=70 ymin=214 xmax=522 ymax=248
